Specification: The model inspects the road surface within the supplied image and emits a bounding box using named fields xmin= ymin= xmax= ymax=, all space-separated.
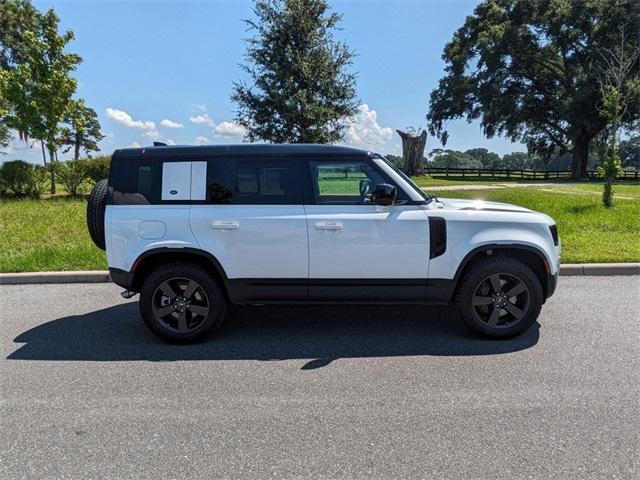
xmin=1 ymin=277 xmax=639 ymax=479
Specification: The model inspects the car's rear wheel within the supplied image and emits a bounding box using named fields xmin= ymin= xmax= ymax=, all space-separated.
xmin=455 ymin=256 xmax=542 ymax=338
xmin=139 ymin=262 xmax=227 ymax=343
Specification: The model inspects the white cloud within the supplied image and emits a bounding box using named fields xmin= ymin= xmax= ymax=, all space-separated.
xmin=144 ymin=129 xmax=161 ymax=140
xmin=189 ymin=113 xmax=215 ymax=127
xmin=128 ymin=141 xmax=142 ymax=148
xmin=194 ymin=136 xmax=210 ymax=145
xmin=106 ymin=108 xmax=155 ymax=131
xmin=191 ymin=104 xmax=207 ymax=112
xmin=165 ymin=138 xmax=176 ymax=145
xmin=161 ymin=118 xmax=183 ymax=129
xmin=213 ymin=121 xmax=246 ymax=139
xmin=342 ymin=104 xmax=393 ymax=151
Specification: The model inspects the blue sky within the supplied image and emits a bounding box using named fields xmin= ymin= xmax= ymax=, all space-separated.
xmin=7 ymin=0 xmax=526 ymax=163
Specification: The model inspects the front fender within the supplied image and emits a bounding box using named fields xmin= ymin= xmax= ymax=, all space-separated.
xmin=428 ymin=218 xmax=559 ymax=280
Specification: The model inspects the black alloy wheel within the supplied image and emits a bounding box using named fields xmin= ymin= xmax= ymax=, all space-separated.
xmin=471 ymin=272 xmax=531 ymax=328
xmin=151 ymin=277 xmax=211 ymax=333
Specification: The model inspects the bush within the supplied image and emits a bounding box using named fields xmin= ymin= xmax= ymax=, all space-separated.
xmin=85 ymin=156 xmax=111 ymax=184
xmin=0 ymin=160 xmax=33 ymax=196
xmin=27 ymin=165 xmax=49 ymax=199
xmin=57 ymin=159 xmax=89 ymax=196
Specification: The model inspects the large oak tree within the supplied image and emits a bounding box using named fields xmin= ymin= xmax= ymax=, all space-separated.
xmin=232 ymin=0 xmax=358 ymax=143
xmin=427 ymin=0 xmax=640 ymax=178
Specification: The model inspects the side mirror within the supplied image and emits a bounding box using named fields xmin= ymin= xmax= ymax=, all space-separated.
xmin=371 ymin=183 xmax=397 ymax=206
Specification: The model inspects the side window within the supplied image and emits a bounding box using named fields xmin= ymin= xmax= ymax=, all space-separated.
xmin=234 ymin=158 xmax=301 ymax=205
xmin=308 ymin=160 xmax=399 ymax=205
xmin=109 ymin=158 xmax=162 ymax=205
xmin=206 ymin=158 xmax=234 ymax=204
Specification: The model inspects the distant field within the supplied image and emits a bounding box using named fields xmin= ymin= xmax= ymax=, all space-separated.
xmin=1 ymin=180 xmax=639 ymax=272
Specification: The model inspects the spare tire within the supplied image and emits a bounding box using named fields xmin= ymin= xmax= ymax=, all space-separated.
xmin=87 ymin=179 xmax=108 ymax=250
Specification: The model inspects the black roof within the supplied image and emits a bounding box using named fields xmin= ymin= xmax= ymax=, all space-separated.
xmin=113 ymin=143 xmax=373 ymax=158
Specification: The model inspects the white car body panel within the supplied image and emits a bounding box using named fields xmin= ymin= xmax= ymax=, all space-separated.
xmin=304 ymin=204 xmax=430 ymax=279
xmin=426 ymin=198 xmax=560 ymax=279
xmin=106 ymin=204 xmax=197 ymax=271
xmin=189 ymin=204 xmax=308 ymax=279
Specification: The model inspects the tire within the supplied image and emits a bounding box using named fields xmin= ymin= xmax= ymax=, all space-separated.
xmin=139 ymin=262 xmax=227 ymax=343
xmin=87 ymin=179 xmax=108 ymax=250
xmin=454 ymin=256 xmax=543 ymax=339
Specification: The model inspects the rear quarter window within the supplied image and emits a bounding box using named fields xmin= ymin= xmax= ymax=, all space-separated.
xmin=109 ymin=157 xmax=162 ymax=205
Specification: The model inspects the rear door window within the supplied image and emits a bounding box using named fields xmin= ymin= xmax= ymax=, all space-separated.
xmin=233 ymin=158 xmax=302 ymax=205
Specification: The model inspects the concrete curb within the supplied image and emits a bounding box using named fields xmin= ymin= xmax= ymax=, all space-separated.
xmin=1 ymin=263 xmax=639 ymax=285
xmin=0 ymin=270 xmax=111 ymax=285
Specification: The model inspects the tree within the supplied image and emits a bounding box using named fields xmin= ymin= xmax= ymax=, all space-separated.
xmin=595 ymin=24 xmax=639 ymax=207
xmin=397 ymin=128 xmax=427 ymax=175
xmin=0 ymin=0 xmax=40 ymax=151
xmin=429 ymin=149 xmax=482 ymax=169
xmin=619 ymin=135 xmax=640 ymax=169
xmin=1 ymin=7 xmax=81 ymax=192
xmin=232 ymin=0 xmax=358 ymax=143
xmin=60 ymin=99 xmax=103 ymax=160
xmin=0 ymin=0 xmax=39 ymax=70
xmin=427 ymin=0 xmax=640 ymax=179
xmin=465 ymin=148 xmax=501 ymax=169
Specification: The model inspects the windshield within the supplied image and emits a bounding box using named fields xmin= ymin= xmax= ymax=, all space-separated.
xmin=376 ymin=155 xmax=431 ymax=202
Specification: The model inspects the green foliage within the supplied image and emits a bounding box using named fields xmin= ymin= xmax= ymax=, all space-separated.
xmin=0 ymin=159 xmax=32 ymax=195
xmin=232 ymin=0 xmax=358 ymax=143
xmin=619 ymin=135 xmax=640 ymax=169
xmin=427 ymin=0 xmax=640 ymax=178
xmin=60 ymin=99 xmax=103 ymax=160
xmin=0 ymin=159 xmax=47 ymax=197
xmin=429 ymin=149 xmax=482 ymax=169
xmin=84 ymin=155 xmax=110 ymax=184
xmin=0 ymin=0 xmax=39 ymax=69
xmin=56 ymin=158 xmax=88 ymax=196
xmin=25 ymin=164 xmax=47 ymax=198
xmin=0 ymin=4 xmax=81 ymax=169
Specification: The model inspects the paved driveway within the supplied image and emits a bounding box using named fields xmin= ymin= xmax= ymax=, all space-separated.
xmin=1 ymin=277 xmax=639 ymax=479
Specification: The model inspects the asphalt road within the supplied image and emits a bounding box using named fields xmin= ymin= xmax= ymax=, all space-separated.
xmin=1 ymin=277 xmax=639 ymax=479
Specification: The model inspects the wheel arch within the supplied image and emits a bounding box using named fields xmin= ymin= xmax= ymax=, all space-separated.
xmin=452 ymin=244 xmax=551 ymax=300
xmin=130 ymin=248 xmax=231 ymax=300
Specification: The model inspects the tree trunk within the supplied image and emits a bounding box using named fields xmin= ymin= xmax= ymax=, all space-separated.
xmin=74 ymin=138 xmax=80 ymax=161
xmin=571 ymin=133 xmax=590 ymax=179
xmin=49 ymin=148 xmax=57 ymax=195
xmin=40 ymin=141 xmax=47 ymax=166
xmin=397 ymin=129 xmax=427 ymax=176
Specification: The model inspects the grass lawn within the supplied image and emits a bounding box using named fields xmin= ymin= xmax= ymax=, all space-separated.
xmin=1 ymin=181 xmax=639 ymax=272
xmin=0 ymin=197 xmax=106 ymax=272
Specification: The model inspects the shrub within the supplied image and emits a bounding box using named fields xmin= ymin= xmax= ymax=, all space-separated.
xmin=85 ymin=156 xmax=111 ymax=184
xmin=57 ymin=159 xmax=89 ymax=196
xmin=0 ymin=160 xmax=32 ymax=196
xmin=27 ymin=165 xmax=49 ymax=199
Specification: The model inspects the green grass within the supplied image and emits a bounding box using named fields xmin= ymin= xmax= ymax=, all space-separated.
xmin=0 ymin=197 xmax=106 ymax=272
xmin=1 ymin=182 xmax=639 ymax=272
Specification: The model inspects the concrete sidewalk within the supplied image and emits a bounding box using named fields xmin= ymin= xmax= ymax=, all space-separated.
xmin=1 ymin=263 xmax=639 ymax=285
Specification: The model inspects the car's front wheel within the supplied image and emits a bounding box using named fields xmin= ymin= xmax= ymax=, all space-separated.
xmin=139 ymin=262 xmax=227 ymax=343
xmin=455 ymin=256 xmax=543 ymax=338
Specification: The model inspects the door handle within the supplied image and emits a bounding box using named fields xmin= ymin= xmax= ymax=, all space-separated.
xmin=314 ymin=221 xmax=343 ymax=230
xmin=211 ymin=220 xmax=239 ymax=230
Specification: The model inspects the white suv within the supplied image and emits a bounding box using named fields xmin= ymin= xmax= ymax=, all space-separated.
xmin=87 ymin=144 xmax=560 ymax=342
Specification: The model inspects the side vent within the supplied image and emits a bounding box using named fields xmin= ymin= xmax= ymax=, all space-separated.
xmin=429 ymin=216 xmax=447 ymax=259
